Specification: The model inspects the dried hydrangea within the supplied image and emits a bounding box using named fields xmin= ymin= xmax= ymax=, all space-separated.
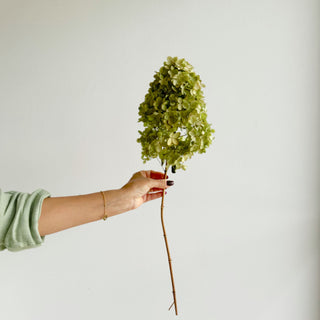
xmin=137 ymin=56 xmax=215 ymax=173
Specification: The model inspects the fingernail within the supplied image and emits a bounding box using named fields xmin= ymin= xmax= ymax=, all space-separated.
xmin=166 ymin=180 xmax=174 ymax=186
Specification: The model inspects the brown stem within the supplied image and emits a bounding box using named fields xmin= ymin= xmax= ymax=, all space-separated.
xmin=161 ymin=165 xmax=178 ymax=315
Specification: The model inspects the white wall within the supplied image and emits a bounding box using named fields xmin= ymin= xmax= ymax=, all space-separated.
xmin=0 ymin=1 xmax=319 ymax=319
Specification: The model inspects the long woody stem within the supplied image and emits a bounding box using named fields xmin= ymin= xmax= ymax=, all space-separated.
xmin=161 ymin=165 xmax=178 ymax=315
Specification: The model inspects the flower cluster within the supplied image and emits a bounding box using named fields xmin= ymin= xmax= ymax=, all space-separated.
xmin=137 ymin=56 xmax=215 ymax=172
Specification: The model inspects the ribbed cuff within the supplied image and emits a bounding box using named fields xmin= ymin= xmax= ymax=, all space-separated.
xmin=4 ymin=188 xmax=51 ymax=252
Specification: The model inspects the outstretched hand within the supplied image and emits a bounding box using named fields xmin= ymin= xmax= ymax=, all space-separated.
xmin=121 ymin=170 xmax=174 ymax=210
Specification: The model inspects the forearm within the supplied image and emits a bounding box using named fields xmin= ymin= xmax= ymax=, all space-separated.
xmin=38 ymin=188 xmax=132 ymax=236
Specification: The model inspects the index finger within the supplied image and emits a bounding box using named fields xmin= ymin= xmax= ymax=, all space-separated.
xmin=146 ymin=170 xmax=168 ymax=180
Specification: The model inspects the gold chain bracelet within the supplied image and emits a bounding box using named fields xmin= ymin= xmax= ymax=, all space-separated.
xmin=100 ymin=191 xmax=108 ymax=221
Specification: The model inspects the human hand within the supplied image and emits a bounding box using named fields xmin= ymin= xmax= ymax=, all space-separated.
xmin=121 ymin=170 xmax=174 ymax=211
xmin=38 ymin=170 xmax=174 ymax=236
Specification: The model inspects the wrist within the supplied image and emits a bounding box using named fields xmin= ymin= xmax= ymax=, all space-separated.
xmin=102 ymin=188 xmax=132 ymax=218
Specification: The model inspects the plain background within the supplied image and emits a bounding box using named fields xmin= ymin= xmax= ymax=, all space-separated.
xmin=0 ymin=0 xmax=319 ymax=319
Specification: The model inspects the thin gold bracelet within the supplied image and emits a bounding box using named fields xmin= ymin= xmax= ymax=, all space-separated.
xmin=100 ymin=191 xmax=108 ymax=220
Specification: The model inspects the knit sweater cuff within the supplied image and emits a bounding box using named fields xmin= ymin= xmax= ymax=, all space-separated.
xmin=0 ymin=188 xmax=51 ymax=252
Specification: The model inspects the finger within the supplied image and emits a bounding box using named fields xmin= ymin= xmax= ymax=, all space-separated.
xmin=150 ymin=170 xmax=169 ymax=180
xmin=149 ymin=187 xmax=164 ymax=192
xmin=149 ymin=178 xmax=171 ymax=189
xmin=145 ymin=191 xmax=166 ymax=202
xmin=137 ymin=170 xmax=147 ymax=178
xmin=144 ymin=170 xmax=168 ymax=180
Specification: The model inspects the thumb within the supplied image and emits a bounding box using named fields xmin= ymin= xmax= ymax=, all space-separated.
xmin=149 ymin=178 xmax=174 ymax=189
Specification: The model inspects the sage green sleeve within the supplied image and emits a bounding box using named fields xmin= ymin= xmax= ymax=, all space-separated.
xmin=0 ymin=188 xmax=51 ymax=252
